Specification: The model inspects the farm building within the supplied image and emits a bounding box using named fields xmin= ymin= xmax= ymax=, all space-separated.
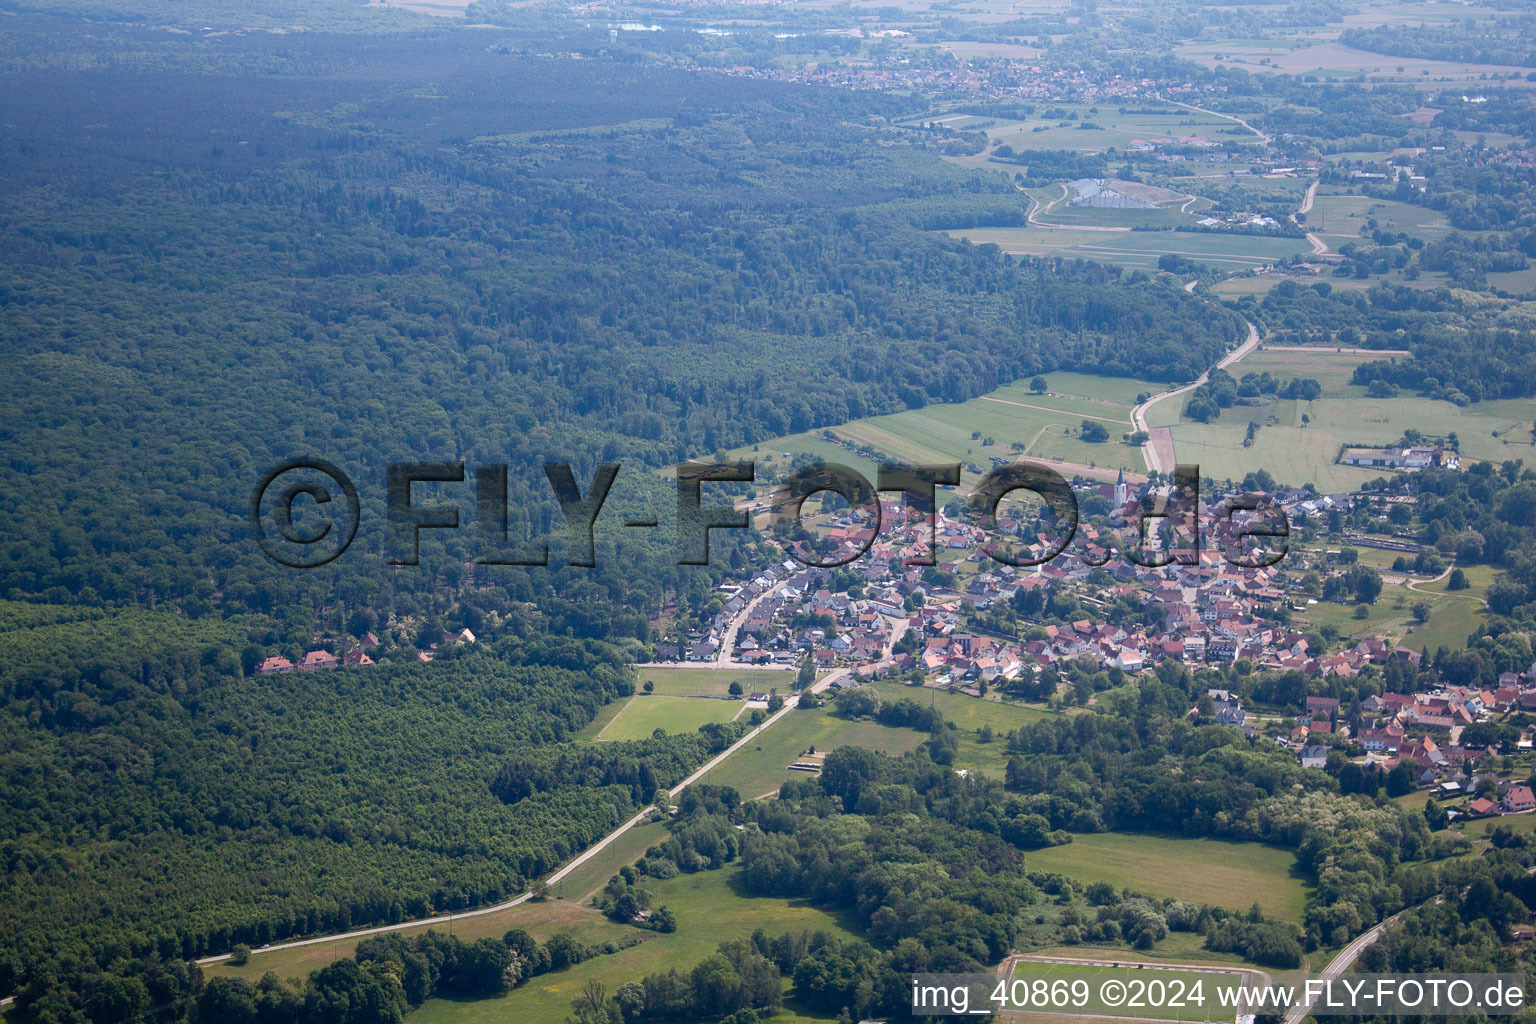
xmin=1339 ymin=445 xmax=1459 ymax=471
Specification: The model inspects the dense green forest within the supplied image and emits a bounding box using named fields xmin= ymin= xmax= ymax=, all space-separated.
xmin=1341 ymin=18 xmax=1536 ymax=70
xmin=23 ymin=667 xmax=1529 ymax=1024
xmin=0 ymin=14 xmax=1250 ymax=1001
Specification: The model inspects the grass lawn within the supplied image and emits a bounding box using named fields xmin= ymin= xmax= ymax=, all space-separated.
xmin=1294 ymin=575 xmax=1485 ymax=653
xmin=1235 ymin=347 xmax=1376 ymax=399
xmin=551 ymin=819 xmax=675 ymax=904
xmin=936 ymin=103 xmax=1262 ymax=158
xmin=1488 ymin=266 xmax=1536 ymax=296
xmin=700 ymin=705 xmax=926 ymax=799
xmin=630 ymin=665 xmax=784 ymax=697
xmin=573 ymin=698 xmax=628 ymax=741
xmin=868 ymin=679 xmax=1059 ymax=775
xmin=1025 ymin=833 xmax=1310 ymax=925
xmin=409 ymin=866 xmax=860 ymax=1024
xmin=597 ymin=694 xmax=745 ymax=742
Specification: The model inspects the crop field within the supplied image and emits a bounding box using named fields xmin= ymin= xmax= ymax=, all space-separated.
xmin=946 ymin=225 xmax=1314 ymax=272
xmin=728 ymin=372 xmax=1159 ymax=490
xmin=1025 ymin=833 xmax=1310 ymax=924
xmin=596 ymin=694 xmax=745 ymax=741
xmin=1003 ymin=960 xmax=1253 ymax=1022
xmin=410 ymin=866 xmax=861 ymax=1024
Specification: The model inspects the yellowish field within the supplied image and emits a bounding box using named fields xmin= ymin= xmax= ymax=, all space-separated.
xmin=729 ymin=371 xmax=1161 ymax=492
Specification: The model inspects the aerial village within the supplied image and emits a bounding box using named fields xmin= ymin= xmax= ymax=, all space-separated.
xmin=659 ymin=472 xmax=1536 ymax=819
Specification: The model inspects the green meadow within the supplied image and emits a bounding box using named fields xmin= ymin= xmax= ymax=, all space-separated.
xmin=698 ymin=705 xmax=926 ymax=800
xmin=596 ymin=694 xmax=746 ymax=742
xmin=1025 ymin=833 xmax=1310 ymax=925
xmin=729 ymin=370 xmax=1161 ymax=490
xmin=946 ymin=225 xmax=1314 ymax=272
xmin=409 ymin=866 xmax=860 ymax=1024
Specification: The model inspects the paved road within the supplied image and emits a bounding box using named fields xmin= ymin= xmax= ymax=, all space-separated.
xmin=1168 ymin=99 xmax=1272 ymax=145
xmin=1292 ymin=180 xmax=1328 ymax=255
xmin=1130 ymin=318 xmax=1260 ymax=474
xmin=1282 ymin=902 xmax=1424 ymax=1024
xmin=193 ymin=616 xmax=904 ymax=970
xmin=718 ymin=585 xmax=785 ymax=664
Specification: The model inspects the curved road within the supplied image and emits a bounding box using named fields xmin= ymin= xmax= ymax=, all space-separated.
xmin=1130 ymin=318 xmax=1260 ymax=474
xmin=1281 ymin=901 xmax=1429 ymax=1024
xmin=1292 ymin=179 xmax=1328 ymax=256
xmin=194 ymin=615 xmax=906 ymax=970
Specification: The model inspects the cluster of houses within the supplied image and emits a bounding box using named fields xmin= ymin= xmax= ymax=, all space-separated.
xmin=657 ymin=477 xmax=1399 ymax=687
xmin=254 ymin=627 xmax=476 ymax=674
xmin=1288 ymin=682 xmax=1536 ymax=814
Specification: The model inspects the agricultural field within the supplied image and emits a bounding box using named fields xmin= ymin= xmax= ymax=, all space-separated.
xmin=1173 ymin=39 xmax=1534 ymax=83
xmin=947 ymin=225 xmax=1314 ymax=272
xmin=925 ymin=102 xmax=1264 ymax=159
xmin=595 ymin=694 xmax=746 ymax=741
xmin=1025 ymin=833 xmax=1311 ymax=924
xmin=1162 ymin=342 xmax=1536 ymax=492
xmin=409 ymin=866 xmax=862 ymax=1024
xmin=1305 ymin=192 xmax=1455 ymax=246
xmin=728 ymin=370 xmax=1163 ymax=492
